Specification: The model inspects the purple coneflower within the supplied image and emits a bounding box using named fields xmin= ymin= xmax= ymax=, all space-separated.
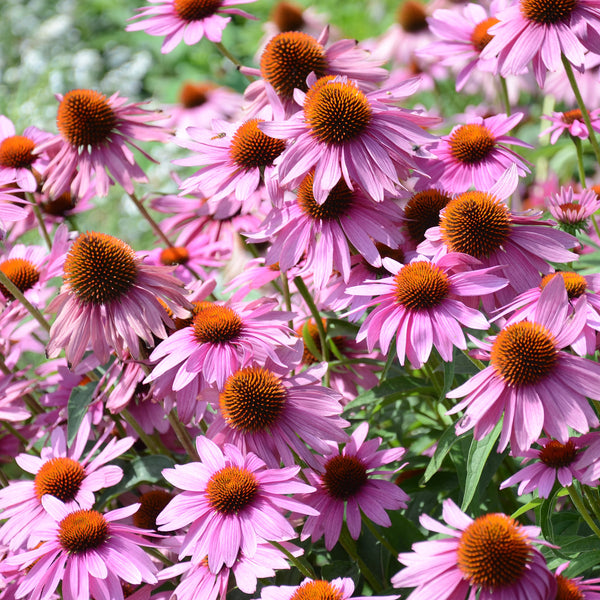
xmin=546 ymin=186 xmax=600 ymax=234
xmin=553 ymin=563 xmax=600 ymax=600
xmin=542 ymin=108 xmax=600 ymax=144
xmin=260 ymin=577 xmax=398 ymax=600
xmin=392 ymin=498 xmax=556 ymax=600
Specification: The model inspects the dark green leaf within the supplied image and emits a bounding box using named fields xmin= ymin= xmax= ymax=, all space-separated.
xmin=421 ymin=424 xmax=468 ymax=483
xmin=67 ymin=381 xmax=97 ymax=445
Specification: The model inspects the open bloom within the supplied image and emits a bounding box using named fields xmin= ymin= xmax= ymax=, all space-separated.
xmin=7 ymin=496 xmax=157 ymax=600
xmin=433 ymin=112 xmax=532 ymax=193
xmin=392 ymin=498 xmax=556 ymax=600
xmin=157 ymin=436 xmax=317 ymax=572
xmin=300 ymin=422 xmax=409 ymax=550
xmin=259 ymin=74 xmax=438 ymax=204
xmin=46 ymin=231 xmax=191 ymax=366
xmin=348 ymin=253 xmax=507 ymax=369
xmin=447 ymin=276 xmax=600 ymax=455
xmin=0 ymin=413 xmax=133 ymax=551
xmin=546 ymin=186 xmax=600 ymax=234
xmin=39 ymin=89 xmax=170 ymax=199
xmin=541 ymin=108 xmax=600 ymax=144
xmin=261 ymin=578 xmax=398 ymax=600
xmin=127 ymin=0 xmax=257 ymax=53
xmin=553 ymin=563 xmax=600 ymax=600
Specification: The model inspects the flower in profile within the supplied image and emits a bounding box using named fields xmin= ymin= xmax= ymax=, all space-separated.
xmin=348 ymin=253 xmax=507 ymax=369
xmin=260 ymin=577 xmax=398 ymax=600
xmin=126 ymin=0 xmax=257 ymax=53
xmin=500 ymin=435 xmax=597 ymax=498
xmin=46 ymin=231 xmax=191 ymax=366
xmin=433 ymin=112 xmax=532 ymax=193
xmin=0 ymin=413 xmax=134 ymax=551
xmin=481 ymin=0 xmax=600 ymax=86
xmin=259 ymin=74 xmax=438 ymax=204
xmin=207 ymin=365 xmax=349 ymax=468
xmin=546 ymin=187 xmax=600 ymax=235
xmin=391 ymin=498 xmax=556 ymax=600
xmin=0 ymin=116 xmax=50 ymax=191
xmin=541 ymin=108 xmax=600 ymax=144
xmin=447 ymin=276 xmax=600 ymax=455
xmin=7 ymin=496 xmax=157 ymax=600
xmin=300 ymin=422 xmax=409 ymax=550
xmin=157 ymin=436 xmax=317 ymax=572
xmin=552 ymin=563 xmax=600 ymax=600
xmin=40 ymin=89 xmax=170 ymax=199
xmin=252 ymin=172 xmax=404 ymax=289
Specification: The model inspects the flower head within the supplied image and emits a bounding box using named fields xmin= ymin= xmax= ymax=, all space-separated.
xmin=392 ymin=498 xmax=556 ymax=600
xmin=260 ymin=577 xmax=397 ymax=600
xmin=546 ymin=187 xmax=600 ymax=234
xmin=542 ymin=108 xmax=600 ymax=144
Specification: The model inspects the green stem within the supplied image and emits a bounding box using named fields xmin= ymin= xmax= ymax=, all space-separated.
xmin=213 ymin=42 xmax=253 ymax=83
xmin=127 ymin=192 xmax=174 ymax=249
xmin=144 ymin=547 xmax=174 ymax=566
xmin=339 ymin=525 xmax=383 ymax=593
xmin=168 ymin=410 xmax=199 ymax=461
xmin=461 ymin=349 xmax=485 ymax=371
xmin=29 ymin=196 xmax=52 ymax=250
xmin=583 ymin=486 xmax=600 ymax=524
xmin=121 ymin=409 xmax=163 ymax=456
xmin=0 ymin=469 xmax=8 ymax=487
xmin=270 ymin=541 xmax=316 ymax=579
xmin=499 ymin=76 xmax=511 ymax=117
xmin=280 ymin=270 xmax=294 ymax=330
xmin=592 ymin=215 xmax=600 ymax=241
xmin=293 ymin=275 xmax=328 ymax=363
xmin=568 ymin=485 xmax=600 ymax=539
xmin=361 ymin=509 xmax=399 ymax=557
xmin=562 ymin=55 xmax=600 ymax=164
xmin=0 ymin=270 xmax=51 ymax=333
xmin=571 ymin=135 xmax=587 ymax=185
xmin=2 ymin=421 xmax=39 ymax=450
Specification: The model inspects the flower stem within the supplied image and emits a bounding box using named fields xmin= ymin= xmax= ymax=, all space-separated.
xmin=561 ymin=55 xmax=600 ymax=164
xmin=213 ymin=42 xmax=253 ymax=83
xmin=144 ymin=547 xmax=174 ymax=566
xmin=127 ymin=192 xmax=174 ymax=248
xmin=0 ymin=469 xmax=8 ymax=487
xmin=120 ymin=408 xmax=163 ymax=455
xmin=499 ymin=76 xmax=511 ymax=117
xmin=293 ymin=275 xmax=328 ymax=363
xmin=270 ymin=541 xmax=316 ymax=579
xmin=361 ymin=509 xmax=399 ymax=557
xmin=0 ymin=270 xmax=51 ymax=333
xmin=28 ymin=195 xmax=52 ymax=250
xmin=568 ymin=485 xmax=600 ymax=539
xmin=571 ymin=135 xmax=587 ymax=185
xmin=168 ymin=410 xmax=199 ymax=461
xmin=339 ymin=525 xmax=383 ymax=593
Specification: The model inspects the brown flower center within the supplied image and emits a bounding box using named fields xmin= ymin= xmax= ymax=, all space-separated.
xmin=179 ymin=81 xmax=217 ymax=108
xmin=520 ymin=0 xmax=578 ymax=24
xmin=449 ymin=123 xmax=496 ymax=165
xmin=42 ymin=191 xmax=78 ymax=216
xmin=220 ymin=366 xmax=287 ymax=433
xmin=304 ymin=76 xmax=372 ymax=145
xmin=490 ymin=321 xmax=558 ymax=386
xmin=457 ymin=513 xmax=532 ymax=589
xmin=397 ymin=0 xmax=429 ymax=32
xmin=393 ymin=261 xmax=450 ymax=310
xmin=260 ymin=31 xmax=328 ymax=99
xmin=561 ymin=109 xmax=583 ymax=124
xmin=57 ymin=89 xmax=117 ymax=148
xmin=440 ymin=192 xmax=511 ymax=258
xmin=322 ymin=455 xmax=368 ymax=500
xmin=0 ymin=135 xmax=36 ymax=168
xmin=0 ymin=258 xmax=40 ymax=300
xmin=206 ymin=466 xmax=259 ymax=514
xmin=556 ymin=574 xmax=585 ymax=600
xmin=297 ymin=171 xmax=354 ymax=219
xmin=471 ymin=17 xmax=500 ymax=51
xmin=160 ymin=246 xmax=190 ymax=265
xmin=539 ymin=439 xmax=578 ymax=468
xmin=290 ymin=580 xmax=344 ymax=600
xmin=133 ymin=490 xmax=173 ymax=530
xmin=58 ymin=509 xmax=109 ymax=553
xmin=34 ymin=457 xmax=86 ymax=502
xmin=403 ymin=189 xmax=451 ymax=244
xmin=540 ymin=272 xmax=587 ymax=299
xmin=63 ymin=232 xmax=138 ymax=304
xmin=229 ymin=119 xmax=286 ymax=169
xmin=271 ymin=1 xmax=305 ymax=32
xmin=173 ymin=0 xmax=223 ymax=21
xmin=192 ymin=304 xmax=243 ymax=344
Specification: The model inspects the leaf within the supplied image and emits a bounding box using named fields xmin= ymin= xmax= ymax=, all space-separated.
xmin=302 ymin=320 xmax=322 ymax=362
xmin=461 ymin=420 xmax=503 ymax=512
xmin=511 ymin=498 xmax=544 ymax=519
xmin=421 ymin=423 xmax=469 ymax=484
xmin=67 ymin=381 xmax=97 ymax=445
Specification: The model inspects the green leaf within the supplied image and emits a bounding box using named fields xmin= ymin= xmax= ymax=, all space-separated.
xmin=421 ymin=424 xmax=468 ymax=483
xmin=461 ymin=420 xmax=503 ymax=512
xmin=67 ymin=382 xmax=97 ymax=445
xmin=511 ymin=498 xmax=544 ymax=519
xmin=302 ymin=319 xmax=322 ymax=362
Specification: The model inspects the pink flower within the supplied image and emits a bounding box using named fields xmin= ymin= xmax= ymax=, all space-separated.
xmin=0 ymin=188 xmax=31 ymax=241
xmin=500 ymin=435 xmax=598 ymax=497
xmin=541 ymin=108 xmax=600 ymax=144
xmin=260 ymin=577 xmax=398 ymax=600
xmin=126 ymin=0 xmax=257 ymax=54
xmin=553 ymin=563 xmax=600 ymax=600
xmin=447 ymin=275 xmax=600 ymax=455
xmin=0 ymin=413 xmax=133 ymax=551
xmin=39 ymin=89 xmax=170 ymax=199
xmin=300 ymin=422 xmax=409 ymax=550
xmin=207 ymin=365 xmax=349 ymax=468
xmin=546 ymin=186 xmax=600 ymax=234
xmin=348 ymin=253 xmax=507 ymax=369
xmin=481 ymin=0 xmax=600 ymax=87
xmin=251 ymin=172 xmax=405 ymax=289
xmin=156 ymin=436 xmax=317 ymax=572
xmin=7 ymin=496 xmax=157 ymax=600
xmin=46 ymin=231 xmax=191 ymax=366
xmin=0 ymin=116 xmax=51 ymax=192
xmin=259 ymin=74 xmax=438 ymax=204
xmin=433 ymin=113 xmax=532 ymax=193
xmin=392 ymin=498 xmax=556 ymax=600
